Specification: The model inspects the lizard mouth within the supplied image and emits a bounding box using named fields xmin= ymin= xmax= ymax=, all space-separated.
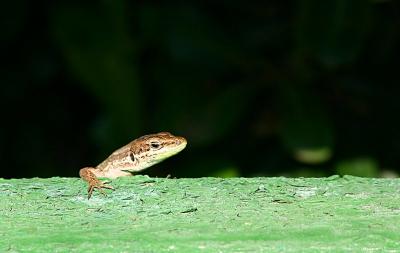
xmin=156 ymin=137 xmax=187 ymax=161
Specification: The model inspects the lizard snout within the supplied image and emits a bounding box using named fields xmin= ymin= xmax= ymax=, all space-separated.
xmin=175 ymin=136 xmax=187 ymax=146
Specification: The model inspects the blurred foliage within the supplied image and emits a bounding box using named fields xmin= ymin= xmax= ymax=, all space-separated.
xmin=336 ymin=157 xmax=379 ymax=177
xmin=1 ymin=0 xmax=400 ymax=179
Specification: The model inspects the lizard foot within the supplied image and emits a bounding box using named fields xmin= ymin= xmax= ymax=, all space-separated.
xmin=87 ymin=180 xmax=114 ymax=199
xmin=79 ymin=167 xmax=114 ymax=199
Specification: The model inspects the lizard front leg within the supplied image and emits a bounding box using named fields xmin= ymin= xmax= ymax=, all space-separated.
xmin=79 ymin=167 xmax=114 ymax=199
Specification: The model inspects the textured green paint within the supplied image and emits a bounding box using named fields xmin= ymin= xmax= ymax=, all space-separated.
xmin=1 ymin=176 xmax=400 ymax=252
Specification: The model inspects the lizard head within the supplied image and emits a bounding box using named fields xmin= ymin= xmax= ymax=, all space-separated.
xmin=129 ymin=132 xmax=187 ymax=171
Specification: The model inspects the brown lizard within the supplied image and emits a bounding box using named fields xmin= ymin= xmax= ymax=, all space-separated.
xmin=79 ymin=132 xmax=187 ymax=199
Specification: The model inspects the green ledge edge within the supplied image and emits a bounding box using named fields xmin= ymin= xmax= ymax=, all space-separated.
xmin=1 ymin=175 xmax=400 ymax=252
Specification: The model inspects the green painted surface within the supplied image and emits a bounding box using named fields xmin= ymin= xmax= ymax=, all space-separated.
xmin=1 ymin=176 xmax=400 ymax=252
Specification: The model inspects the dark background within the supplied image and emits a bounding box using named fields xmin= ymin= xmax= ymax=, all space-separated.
xmin=1 ymin=1 xmax=400 ymax=179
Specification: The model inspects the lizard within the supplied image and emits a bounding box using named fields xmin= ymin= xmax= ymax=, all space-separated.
xmin=79 ymin=132 xmax=187 ymax=199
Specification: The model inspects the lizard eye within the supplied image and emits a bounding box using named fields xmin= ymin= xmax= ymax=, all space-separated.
xmin=150 ymin=142 xmax=161 ymax=149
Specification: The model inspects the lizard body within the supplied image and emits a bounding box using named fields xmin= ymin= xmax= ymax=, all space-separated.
xmin=79 ymin=132 xmax=187 ymax=199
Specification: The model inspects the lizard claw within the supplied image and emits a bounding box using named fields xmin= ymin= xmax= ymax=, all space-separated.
xmin=87 ymin=181 xmax=114 ymax=199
